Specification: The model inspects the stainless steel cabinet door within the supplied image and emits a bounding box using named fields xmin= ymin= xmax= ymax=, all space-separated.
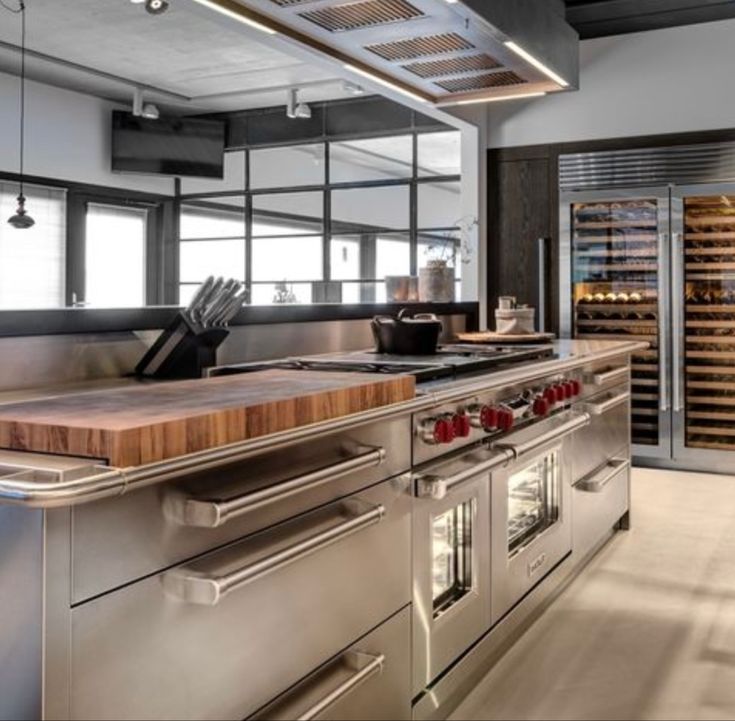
xmin=70 ymin=477 xmax=411 ymax=720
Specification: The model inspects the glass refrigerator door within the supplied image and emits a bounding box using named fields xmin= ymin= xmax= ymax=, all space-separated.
xmin=569 ymin=192 xmax=670 ymax=456
xmin=673 ymin=188 xmax=735 ymax=461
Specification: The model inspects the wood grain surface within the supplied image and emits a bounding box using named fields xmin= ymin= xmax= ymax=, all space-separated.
xmin=0 ymin=370 xmax=415 ymax=467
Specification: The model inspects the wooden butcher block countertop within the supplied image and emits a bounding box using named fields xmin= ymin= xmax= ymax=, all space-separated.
xmin=0 ymin=370 xmax=415 ymax=468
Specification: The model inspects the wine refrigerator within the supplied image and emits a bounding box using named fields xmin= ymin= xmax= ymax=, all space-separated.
xmin=560 ymin=146 xmax=735 ymax=471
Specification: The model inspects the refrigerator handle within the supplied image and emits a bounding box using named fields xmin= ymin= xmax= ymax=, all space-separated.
xmin=538 ymin=237 xmax=550 ymax=334
xmin=658 ymin=232 xmax=669 ymax=413
xmin=671 ymin=231 xmax=685 ymax=413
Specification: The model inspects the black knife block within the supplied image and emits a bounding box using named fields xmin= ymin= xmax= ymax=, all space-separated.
xmin=135 ymin=313 xmax=230 ymax=380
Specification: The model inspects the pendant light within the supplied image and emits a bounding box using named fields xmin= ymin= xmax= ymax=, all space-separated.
xmin=7 ymin=1 xmax=35 ymax=230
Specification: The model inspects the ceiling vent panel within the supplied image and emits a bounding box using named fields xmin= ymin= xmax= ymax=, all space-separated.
xmin=435 ymin=71 xmax=527 ymax=93
xmin=403 ymin=53 xmax=502 ymax=79
xmin=365 ymin=33 xmax=475 ymax=62
xmin=298 ymin=0 xmax=424 ymax=32
xmin=267 ymin=0 xmax=320 ymax=6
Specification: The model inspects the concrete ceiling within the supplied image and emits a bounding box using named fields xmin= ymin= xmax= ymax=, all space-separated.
xmin=566 ymin=0 xmax=735 ymax=39
xmin=0 ymin=0 xmax=358 ymax=113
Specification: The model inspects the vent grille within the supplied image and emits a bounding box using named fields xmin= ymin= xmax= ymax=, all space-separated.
xmin=560 ymin=143 xmax=735 ymax=191
xmin=268 ymin=0 xmax=319 ymax=5
xmin=435 ymin=71 xmax=526 ymax=93
xmin=403 ymin=53 xmax=502 ymax=79
xmin=366 ymin=33 xmax=474 ymax=61
xmin=299 ymin=0 xmax=423 ymax=32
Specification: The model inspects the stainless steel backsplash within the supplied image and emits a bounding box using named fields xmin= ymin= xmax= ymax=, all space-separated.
xmin=0 ymin=315 xmax=468 ymax=393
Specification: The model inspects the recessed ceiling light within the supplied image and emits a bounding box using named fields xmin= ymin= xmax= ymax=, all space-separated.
xmin=505 ymin=41 xmax=569 ymax=88
xmin=190 ymin=0 xmax=277 ymax=35
xmin=343 ymin=64 xmax=428 ymax=104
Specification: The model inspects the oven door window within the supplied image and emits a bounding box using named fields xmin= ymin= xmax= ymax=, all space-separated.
xmin=507 ymin=449 xmax=560 ymax=557
xmin=432 ymin=500 xmax=474 ymax=617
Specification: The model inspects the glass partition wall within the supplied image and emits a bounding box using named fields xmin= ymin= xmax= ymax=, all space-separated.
xmin=178 ymin=130 xmax=462 ymax=306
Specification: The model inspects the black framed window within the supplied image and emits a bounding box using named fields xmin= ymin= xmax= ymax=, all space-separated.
xmin=176 ymin=128 xmax=462 ymax=306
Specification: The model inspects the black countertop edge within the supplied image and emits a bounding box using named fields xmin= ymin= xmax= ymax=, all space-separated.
xmin=0 ymin=303 xmax=480 ymax=338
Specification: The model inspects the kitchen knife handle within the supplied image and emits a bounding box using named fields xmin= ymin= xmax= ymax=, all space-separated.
xmin=161 ymin=503 xmax=385 ymax=606
xmin=163 ymin=447 xmax=387 ymax=528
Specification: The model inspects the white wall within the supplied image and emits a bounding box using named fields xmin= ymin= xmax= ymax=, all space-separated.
xmin=0 ymin=71 xmax=174 ymax=195
xmin=487 ymin=18 xmax=735 ymax=148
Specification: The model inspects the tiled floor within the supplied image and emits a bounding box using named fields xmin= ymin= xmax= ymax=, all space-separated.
xmin=451 ymin=467 xmax=735 ymax=721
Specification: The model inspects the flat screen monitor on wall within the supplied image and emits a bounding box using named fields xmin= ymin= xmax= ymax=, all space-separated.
xmin=111 ymin=111 xmax=226 ymax=179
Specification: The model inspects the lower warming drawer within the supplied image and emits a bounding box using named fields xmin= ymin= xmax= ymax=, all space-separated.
xmin=69 ymin=477 xmax=411 ymax=721
xmin=252 ymin=607 xmax=411 ymax=721
xmin=573 ymin=457 xmax=630 ymax=560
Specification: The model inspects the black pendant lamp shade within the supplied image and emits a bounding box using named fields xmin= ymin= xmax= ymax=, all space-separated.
xmin=7 ymin=0 xmax=34 ymax=230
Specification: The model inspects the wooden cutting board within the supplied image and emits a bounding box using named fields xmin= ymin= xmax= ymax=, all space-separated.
xmin=0 ymin=370 xmax=415 ymax=468
xmin=456 ymin=331 xmax=556 ymax=344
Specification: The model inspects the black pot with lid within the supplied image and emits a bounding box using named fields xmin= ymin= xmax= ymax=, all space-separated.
xmin=371 ymin=309 xmax=443 ymax=355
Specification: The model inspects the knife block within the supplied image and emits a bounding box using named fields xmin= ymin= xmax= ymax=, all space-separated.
xmin=135 ymin=313 xmax=230 ymax=380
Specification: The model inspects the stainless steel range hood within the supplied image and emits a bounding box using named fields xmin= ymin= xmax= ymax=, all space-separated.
xmin=194 ymin=0 xmax=579 ymax=106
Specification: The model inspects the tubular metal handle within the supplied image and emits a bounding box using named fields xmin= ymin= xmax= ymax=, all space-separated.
xmin=163 ymin=447 xmax=386 ymax=528
xmin=672 ymin=231 xmax=685 ymax=414
xmin=494 ymin=412 xmax=591 ymax=460
xmin=658 ymin=231 xmax=670 ymax=413
xmin=576 ymin=459 xmax=630 ymax=494
xmin=588 ymin=366 xmax=629 ymax=386
xmin=538 ymin=237 xmax=550 ymax=334
xmin=415 ymin=449 xmax=513 ymax=499
xmin=296 ymin=652 xmax=385 ymax=721
xmin=583 ymin=391 xmax=630 ymax=417
xmin=162 ymin=503 xmax=385 ymax=606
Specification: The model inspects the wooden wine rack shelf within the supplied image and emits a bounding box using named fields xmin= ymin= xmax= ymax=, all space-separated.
xmin=577 ymin=263 xmax=658 ymax=272
xmin=632 ymin=408 xmax=660 ymax=417
xmin=688 ymin=381 xmax=735 ymax=390
xmin=686 ymin=320 xmax=735 ymax=329
xmin=688 ymin=411 xmax=735 ymax=421
xmin=574 ymin=234 xmax=657 ymax=244
xmin=687 ymin=232 xmax=735 ymax=241
xmin=688 ymin=425 xmax=735 ymax=437
xmin=687 ymin=439 xmax=735 ymax=451
xmin=577 ymin=303 xmax=658 ymax=313
xmin=686 ymin=335 xmax=735 ymax=344
xmin=687 ymin=396 xmax=735 ymax=407
xmin=687 ymin=350 xmax=735 ymax=360
xmin=574 ymin=220 xmax=658 ymax=230
xmin=686 ymin=247 xmax=735 ymax=257
xmin=687 ymin=305 xmax=735 ymax=313
xmin=577 ymin=319 xmax=657 ymax=328
xmin=686 ymin=262 xmax=735 ymax=271
xmin=577 ymin=333 xmax=657 ymax=343
xmin=686 ymin=366 xmax=735 ymax=375
xmin=576 ymin=249 xmax=657 ymax=259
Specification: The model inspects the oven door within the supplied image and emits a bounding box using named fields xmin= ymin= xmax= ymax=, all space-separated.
xmin=491 ymin=435 xmax=573 ymax=625
xmin=411 ymin=446 xmax=505 ymax=696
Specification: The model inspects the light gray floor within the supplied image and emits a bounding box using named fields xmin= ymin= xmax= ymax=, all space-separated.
xmin=451 ymin=467 xmax=735 ymax=721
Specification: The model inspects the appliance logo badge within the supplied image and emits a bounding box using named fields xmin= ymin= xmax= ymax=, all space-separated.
xmin=528 ymin=553 xmax=547 ymax=577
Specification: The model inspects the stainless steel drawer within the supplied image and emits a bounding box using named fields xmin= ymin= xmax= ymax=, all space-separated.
xmin=573 ymin=457 xmax=630 ymax=560
xmin=252 ymin=607 xmax=411 ymax=721
xmin=70 ymin=477 xmax=411 ymax=721
xmin=572 ymin=383 xmax=630 ymax=483
xmin=71 ymin=417 xmax=410 ymax=603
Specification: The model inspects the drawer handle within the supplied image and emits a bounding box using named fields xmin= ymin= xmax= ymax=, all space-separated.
xmin=576 ymin=459 xmax=630 ymax=494
xmin=162 ymin=503 xmax=385 ymax=606
xmin=588 ymin=366 xmax=629 ymax=386
xmin=296 ymin=651 xmax=385 ymax=721
xmin=583 ymin=391 xmax=630 ymax=416
xmin=163 ymin=447 xmax=387 ymax=528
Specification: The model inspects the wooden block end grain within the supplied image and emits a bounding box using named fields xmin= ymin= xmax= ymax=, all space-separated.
xmin=0 ymin=370 xmax=416 ymax=467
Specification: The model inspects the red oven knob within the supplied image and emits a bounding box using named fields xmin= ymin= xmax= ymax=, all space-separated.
xmin=554 ymin=385 xmax=566 ymax=403
xmin=480 ymin=405 xmax=499 ymax=432
xmin=533 ymin=397 xmax=550 ymax=417
xmin=570 ymin=379 xmax=582 ymax=397
xmin=543 ymin=387 xmax=557 ymax=405
xmin=562 ymin=382 xmax=575 ymax=400
xmin=453 ymin=413 xmax=472 ymax=438
xmin=497 ymin=408 xmax=515 ymax=432
xmin=434 ymin=418 xmax=456 ymax=445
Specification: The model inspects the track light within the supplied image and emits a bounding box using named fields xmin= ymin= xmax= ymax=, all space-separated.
xmin=132 ymin=88 xmax=160 ymax=120
xmin=286 ymin=89 xmax=312 ymax=120
xmin=130 ymin=0 xmax=170 ymax=15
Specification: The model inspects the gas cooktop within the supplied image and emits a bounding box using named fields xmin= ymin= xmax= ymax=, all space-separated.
xmin=208 ymin=344 xmax=556 ymax=384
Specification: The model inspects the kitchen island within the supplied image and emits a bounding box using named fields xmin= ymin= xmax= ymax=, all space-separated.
xmin=0 ymin=339 xmax=644 ymax=721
